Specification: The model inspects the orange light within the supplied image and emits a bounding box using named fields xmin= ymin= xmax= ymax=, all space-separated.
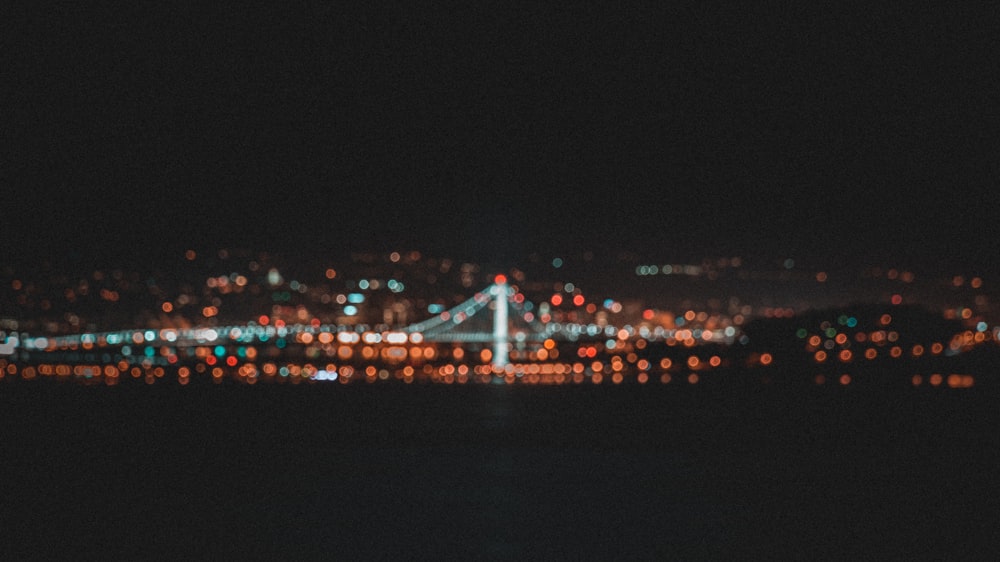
xmin=759 ymin=353 xmax=773 ymax=366
xmin=161 ymin=302 xmax=173 ymax=313
xmin=839 ymin=374 xmax=851 ymax=385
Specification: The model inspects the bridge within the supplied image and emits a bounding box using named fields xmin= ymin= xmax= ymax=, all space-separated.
xmin=2 ymin=278 xmax=737 ymax=367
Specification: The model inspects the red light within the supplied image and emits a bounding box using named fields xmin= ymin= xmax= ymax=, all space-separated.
xmin=551 ymin=294 xmax=563 ymax=306
xmin=573 ymin=294 xmax=585 ymax=307
xmin=891 ymin=294 xmax=902 ymax=305
xmin=642 ymin=309 xmax=655 ymax=320
xmin=258 ymin=315 xmax=269 ymax=326
xmin=494 ymin=274 xmax=507 ymax=285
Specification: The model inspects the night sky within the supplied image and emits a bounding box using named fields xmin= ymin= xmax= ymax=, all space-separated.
xmin=5 ymin=4 xmax=998 ymax=269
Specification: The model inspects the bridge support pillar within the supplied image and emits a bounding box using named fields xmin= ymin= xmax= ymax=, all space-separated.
xmin=492 ymin=282 xmax=509 ymax=368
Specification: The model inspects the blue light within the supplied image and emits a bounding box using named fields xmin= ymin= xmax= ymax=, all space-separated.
xmin=314 ymin=369 xmax=338 ymax=381
xmin=347 ymin=293 xmax=365 ymax=304
xmin=344 ymin=305 xmax=358 ymax=316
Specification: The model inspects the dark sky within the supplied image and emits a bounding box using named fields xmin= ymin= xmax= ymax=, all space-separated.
xmin=4 ymin=4 xmax=998 ymax=269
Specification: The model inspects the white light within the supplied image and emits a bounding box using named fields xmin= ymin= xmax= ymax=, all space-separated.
xmin=385 ymin=332 xmax=408 ymax=344
xmin=337 ymin=332 xmax=360 ymax=344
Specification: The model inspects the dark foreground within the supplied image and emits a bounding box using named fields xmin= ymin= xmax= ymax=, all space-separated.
xmin=2 ymin=382 xmax=997 ymax=560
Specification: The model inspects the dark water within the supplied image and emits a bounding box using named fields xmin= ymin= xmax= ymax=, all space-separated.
xmin=2 ymin=382 xmax=997 ymax=559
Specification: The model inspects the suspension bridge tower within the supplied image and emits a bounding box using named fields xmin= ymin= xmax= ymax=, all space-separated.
xmin=492 ymin=275 xmax=509 ymax=368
